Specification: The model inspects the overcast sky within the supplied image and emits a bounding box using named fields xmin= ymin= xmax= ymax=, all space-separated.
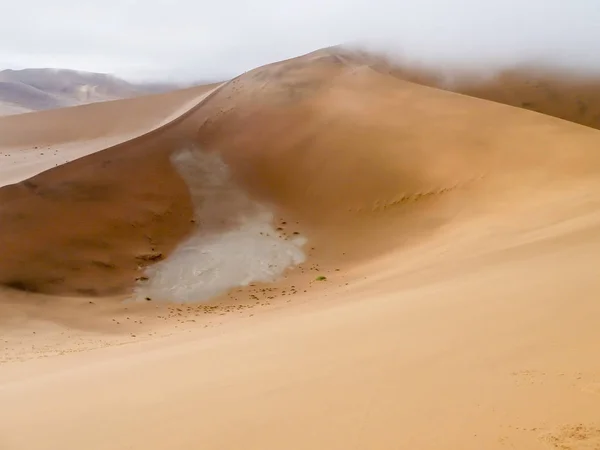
xmin=0 ymin=0 xmax=599 ymax=82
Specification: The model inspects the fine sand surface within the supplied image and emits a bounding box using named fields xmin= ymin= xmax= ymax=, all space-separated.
xmin=350 ymin=47 xmax=600 ymax=131
xmin=1 ymin=49 xmax=600 ymax=449
xmin=0 ymin=83 xmax=220 ymax=186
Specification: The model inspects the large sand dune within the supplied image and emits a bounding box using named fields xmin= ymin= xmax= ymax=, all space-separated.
xmin=347 ymin=47 xmax=600 ymax=130
xmin=1 ymin=49 xmax=600 ymax=449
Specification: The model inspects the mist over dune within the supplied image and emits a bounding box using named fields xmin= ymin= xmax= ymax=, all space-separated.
xmin=2 ymin=0 xmax=599 ymax=82
xmin=337 ymin=45 xmax=600 ymax=130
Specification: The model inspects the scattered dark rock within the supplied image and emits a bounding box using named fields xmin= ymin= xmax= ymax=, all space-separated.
xmin=136 ymin=252 xmax=164 ymax=262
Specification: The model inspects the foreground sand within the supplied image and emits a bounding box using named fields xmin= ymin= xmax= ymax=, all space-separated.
xmin=1 ymin=49 xmax=600 ymax=449
xmin=2 ymin=197 xmax=600 ymax=449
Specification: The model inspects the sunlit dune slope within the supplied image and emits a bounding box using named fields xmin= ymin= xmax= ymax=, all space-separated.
xmin=0 ymin=83 xmax=219 ymax=150
xmin=191 ymin=50 xmax=600 ymax=253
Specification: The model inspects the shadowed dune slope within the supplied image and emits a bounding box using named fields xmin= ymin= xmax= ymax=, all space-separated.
xmin=2 ymin=50 xmax=600 ymax=298
xmin=457 ymin=68 xmax=600 ymax=130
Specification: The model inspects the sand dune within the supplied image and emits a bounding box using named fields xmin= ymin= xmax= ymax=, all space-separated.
xmin=0 ymin=82 xmax=219 ymax=152
xmin=344 ymin=47 xmax=600 ymax=130
xmin=0 ymin=82 xmax=222 ymax=297
xmin=0 ymin=83 xmax=220 ymax=187
xmin=456 ymin=68 xmax=600 ymax=130
xmin=1 ymin=48 xmax=600 ymax=449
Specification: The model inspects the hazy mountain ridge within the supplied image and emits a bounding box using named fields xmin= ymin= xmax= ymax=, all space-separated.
xmin=0 ymin=68 xmax=181 ymax=116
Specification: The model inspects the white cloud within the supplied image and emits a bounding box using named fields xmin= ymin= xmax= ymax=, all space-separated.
xmin=0 ymin=0 xmax=599 ymax=81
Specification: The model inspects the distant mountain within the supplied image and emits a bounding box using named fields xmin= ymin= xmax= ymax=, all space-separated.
xmin=0 ymin=68 xmax=181 ymax=116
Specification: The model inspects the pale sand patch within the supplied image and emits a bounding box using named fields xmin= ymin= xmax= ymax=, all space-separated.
xmin=135 ymin=147 xmax=306 ymax=302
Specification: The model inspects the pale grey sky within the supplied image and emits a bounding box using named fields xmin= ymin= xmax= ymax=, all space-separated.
xmin=0 ymin=0 xmax=599 ymax=82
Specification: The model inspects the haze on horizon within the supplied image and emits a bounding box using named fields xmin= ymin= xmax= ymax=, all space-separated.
xmin=0 ymin=0 xmax=598 ymax=82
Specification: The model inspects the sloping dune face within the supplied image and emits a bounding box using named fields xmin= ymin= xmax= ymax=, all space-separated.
xmin=456 ymin=68 xmax=600 ymax=130
xmin=0 ymin=83 xmax=218 ymax=150
xmin=2 ymin=50 xmax=600 ymax=300
xmin=3 ymin=49 xmax=600 ymax=450
xmin=0 ymin=83 xmax=219 ymax=188
xmin=0 ymin=84 xmax=219 ymax=297
xmin=0 ymin=138 xmax=196 ymax=296
xmin=191 ymin=52 xmax=600 ymax=250
xmin=348 ymin=48 xmax=600 ymax=130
